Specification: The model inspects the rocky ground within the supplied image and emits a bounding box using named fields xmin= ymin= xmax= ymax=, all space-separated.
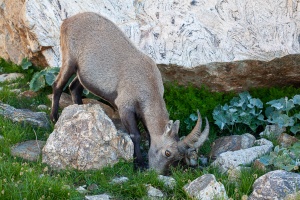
xmin=1 ymin=72 xmax=300 ymax=199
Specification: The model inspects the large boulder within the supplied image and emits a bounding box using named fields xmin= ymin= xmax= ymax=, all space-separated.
xmin=42 ymin=104 xmax=133 ymax=170
xmin=211 ymin=138 xmax=273 ymax=173
xmin=1 ymin=0 xmax=300 ymax=91
xmin=249 ymin=170 xmax=300 ymax=200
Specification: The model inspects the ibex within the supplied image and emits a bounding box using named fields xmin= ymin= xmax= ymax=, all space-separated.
xmin=50 ymin=12 xmax=209 ymax=174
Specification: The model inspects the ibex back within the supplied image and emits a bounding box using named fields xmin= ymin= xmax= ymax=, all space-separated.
xmin=51 ymin=12 xmax=209 ymax=174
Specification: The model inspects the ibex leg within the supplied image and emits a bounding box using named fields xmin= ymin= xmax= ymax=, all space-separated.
xmin=69 ymin=76 xmax=84 ymax=104
xmin=119 ymin=108 xmax=145 ymax=170
xmin=50 ymin=59 xmax=76 ymax=122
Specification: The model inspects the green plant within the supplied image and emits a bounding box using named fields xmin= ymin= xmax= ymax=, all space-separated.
xmin=212 ymin=91 xmax=265 ymax=134
xmin=29 ymin=67 xmax=60 ymax=91
xmin=259 ymin=142 xmax=300 ymax=172
xmin=265 ymin=95 xmax=300 ymax=134
xmin=164 ymin=83 xmax=235 ymax=136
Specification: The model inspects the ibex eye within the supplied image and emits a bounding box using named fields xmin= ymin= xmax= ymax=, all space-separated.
xmin=165 ymin=150 xmax=171 ymax=157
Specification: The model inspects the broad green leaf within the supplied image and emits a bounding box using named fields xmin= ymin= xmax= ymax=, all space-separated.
xmin=271 ymin=102 xmax=284 ymax=110
xmin=21 ymin=58 xmax=32 ymax=70
xmin=45 ymin=72 xmax=56 ymax=86
xmin=29 ymin=72 xmax=45 ymax=91
xmin=189 ymin=113 xmax=198 ymax=121
xmin=293 ymin=95 xmax=300 ymax=105
xmin=284 ymin=99 xmax=295 ymax=112
xmin=249 ymin=98 xmax=263 ymax=108
xmin=46 ymin=67 xmax=60 ymax=74
xmin=290 ymin=124 xmax=300 ymax=134
xmin=259 ymin=155 xmax=271 ymax=165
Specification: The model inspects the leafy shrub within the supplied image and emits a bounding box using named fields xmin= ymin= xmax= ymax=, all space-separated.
xmin=29 ymin=67 xmax=60 ymax=91
xmin=164 ymin=83 xmax=235 ymax=136
xmin=259 ymin=142 xmax=300 ymax=171
xmin=250 ymin=86 xmax=300 ymax=104
xmin=212 ymin=91 xmax=265 ymax=134
xmin=265 ymin=95 xmax=300 ymax=134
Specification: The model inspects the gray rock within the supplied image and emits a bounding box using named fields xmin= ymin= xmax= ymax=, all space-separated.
xmin=277 ymin=133 xmax=299 ymax=148
xmin=0 ymin=73 xmax=24 ymax=82
xmin=0 ymin=102 xmax=50 ymax=128
xmin=209 ymin=133 xmax=256 ymax=159
xmin=37 ymin=105 xmax=48 ymax=110
xmin=110 ymin=177 xmax=129 ymax=184
xmin=260 ymin=125 xmax=286 ymax=139
xmin=183 ymin=174 xmax=228 ymax=200
xmin=249 ymin=170 xmax=300 ymax=200
xmin=158 ymin=175 xmax=176 ymax=189
xmin=87 ymin=183 xmax=99 ymax=191
xmin=10 ymin=140 xmax=46 ymax=161
xmin=147 ymin=185 xmax=164 ymax=198
xmin=85 ymin=194 xmax=111 ymax=200
xmin=42 ymin=104 xmax=133 ymax=170
xmin=211 ymin=138 xmax=273 ymax=173
xmin=76 ymin=186 xmax=88 ymax=194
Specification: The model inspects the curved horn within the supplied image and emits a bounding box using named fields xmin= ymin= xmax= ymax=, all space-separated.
xmin=178 ymin=110 xmax=209 ymax=152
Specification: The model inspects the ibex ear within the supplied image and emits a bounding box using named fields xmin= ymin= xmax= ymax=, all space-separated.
xmin=171 ymin=120 xmax=180 ymax=137
xmin=164 ymin=120 xmax=173 ymax=136
xmin=164 ymin=120 xmax=180 ymax=137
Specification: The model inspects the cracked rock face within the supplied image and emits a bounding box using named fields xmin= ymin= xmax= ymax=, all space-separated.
xmin=42 ymin=104 xmax=133 ymax=170
xmin=1 ymin=0 xmax=300 ymax=91
xmin=1 ymin=0 xmax=300 ymax=68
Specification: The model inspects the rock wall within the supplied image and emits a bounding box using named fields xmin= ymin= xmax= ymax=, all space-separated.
xmin=0 ymin=0 xmax=300 ymax=91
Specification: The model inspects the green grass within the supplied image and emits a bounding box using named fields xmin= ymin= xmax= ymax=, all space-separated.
xmin=0 ymin=58 xmax=299 ymax=199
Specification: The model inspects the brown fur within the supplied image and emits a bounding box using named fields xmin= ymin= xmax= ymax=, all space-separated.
xmin=51 ymin=12 xmax=208 ymax=174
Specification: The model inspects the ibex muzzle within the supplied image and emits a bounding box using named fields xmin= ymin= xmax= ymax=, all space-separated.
xmin=50 ymin=12 xmax=209 ymax=174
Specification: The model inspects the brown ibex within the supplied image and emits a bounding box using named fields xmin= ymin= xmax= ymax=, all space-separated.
xmin=50 ymin=12 xmax=209 ymax=174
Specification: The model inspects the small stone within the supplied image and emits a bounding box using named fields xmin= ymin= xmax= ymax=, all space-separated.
xmin=277 ymin=133 xmax=299 ymax=147
xmin=253 ymin=159 xmax=266 ymax=171
xmin=85 ymin=194 xmax=111 ymax=200
xmin=10 ymin=140 xmax=46 ymax=161
xmin=76 ymin=186 xmax=88 ymax=194
xmin=110 ymin=177 xmax=129 ymax=184
xmin=11 ymin=89 xmax=21 ymax=94
xmin=37 ymin=105 xmax=48 ymax=110
xmin=147 ymin=185 xmax=164 ymax=198
xmin=19 ymin=90 xmax=37 ymax=98
xmin=87 ymin=183 xmax=99 ymax=191
xmin=183 ymin=174 xmax=228 ymax=200
xmin=260 ymin=125 xmax=286 ymax=139
xmin=158 ymin=175 xmax=176 ymax=189
xmin=0 ymin=73 xmax=24 ymax=83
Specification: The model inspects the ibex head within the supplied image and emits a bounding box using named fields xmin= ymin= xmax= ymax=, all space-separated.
xmin=148 ymin=110 xmax=209 ymax=174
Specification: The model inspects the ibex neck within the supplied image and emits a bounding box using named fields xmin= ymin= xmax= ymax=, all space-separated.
xmin=142 ymin=103 xmax=169 ymax=138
